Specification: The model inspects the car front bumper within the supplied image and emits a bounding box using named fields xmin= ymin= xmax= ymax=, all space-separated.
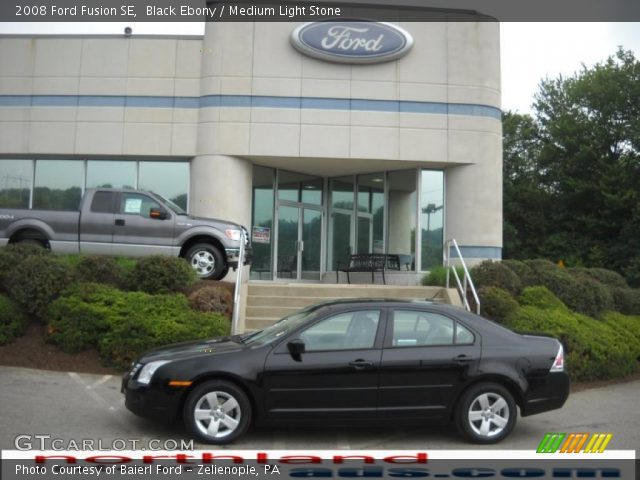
xmin=225 ymin=246 xmax=253 ymax=268
xmin=122 ymin=374 xmax=183 ymax=421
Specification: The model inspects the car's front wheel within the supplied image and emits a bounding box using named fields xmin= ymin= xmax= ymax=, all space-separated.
xmin=183 ymin=380 xmax=251 ymax=444
xmin=455 ymin=382 xmax=516 ymax=444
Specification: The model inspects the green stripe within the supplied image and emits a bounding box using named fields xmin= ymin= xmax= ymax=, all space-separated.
xmin=537 ymin=433 xmax=566 ymax=453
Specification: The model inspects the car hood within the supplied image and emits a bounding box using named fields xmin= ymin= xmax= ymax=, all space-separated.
xmin=140 ymin=336 xmax=245 ymax=363
xmin=181 ymin=214 xmax=243 ymax=230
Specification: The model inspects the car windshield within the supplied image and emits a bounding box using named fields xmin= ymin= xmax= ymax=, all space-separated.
xmin=156 ymin=194 xmax=187 ymax=215
xmin=244 ymin=307 xmax=319 ymax=347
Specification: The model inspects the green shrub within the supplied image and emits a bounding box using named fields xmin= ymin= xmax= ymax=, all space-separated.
xmin=0 ymin=294 xmax=28 ymax=345
xmin=611 ymin=288 xmax=640 ymax=315
xmin=470 ymin=260 xmax=522 ymax=296
xmin=126 ymin=255 xmax=197 ymax=294
xmin=534 ymin=267 xmax=614 ymax=317
xmin=0 ymin=243 xmax=50 ymax=292
xmin=46 ymin=283 xmax=123 ymax=353
xmin=579 ymin=268 xmax=628 ymax=289
xmin=479 ymin=287 xmax=519 ymax=324
xmin=505 ymin=306 xmax=639 ymax=381
xmin=523 ymin=259 xmax=558 ymax=283
xmin=421 ymin=265 xmax=464 ymax=287
xmin=518 ymin=286 xmax=567 ymax=311
xmin=98 ymin=294 xmax=229 ymax=369
xmin=8 ymin=255 xmax=74 ymax=318
xmin=188 ymin=285 xmax=233 ymax=318
xmin=501 ymin=259 xmax=536 ymax=287
xmin=601 ymin=312 xmax=640 ymax=362
xmin=46 ymin=283 xmax=229 ymax=369
xmin=75 ymin=255 xmax=127 ymax=287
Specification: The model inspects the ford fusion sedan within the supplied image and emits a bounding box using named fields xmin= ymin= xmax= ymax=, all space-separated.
xmin=122 ymin=299 xmax=569 ymax=444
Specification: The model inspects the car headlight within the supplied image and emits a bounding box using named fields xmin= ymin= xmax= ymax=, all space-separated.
xmin=224 ymin=228 xmax=242 ymax=241
xmin=137 ymin=360 xmax=171 ymax=385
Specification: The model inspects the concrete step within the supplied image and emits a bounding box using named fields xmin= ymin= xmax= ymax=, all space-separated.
xmin=245 ymin=317 xmax=281 ymax=330
xmin=245 ymin=305 xmax=301 ymax=319
xmin=247 ymin=283 xmax=441 ymax=299
xmin=246 ymin=295 xmax=332 ymax=308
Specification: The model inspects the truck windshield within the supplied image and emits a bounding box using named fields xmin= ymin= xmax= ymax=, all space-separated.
xmin=156 ymin=194 xmax=187 ymax=215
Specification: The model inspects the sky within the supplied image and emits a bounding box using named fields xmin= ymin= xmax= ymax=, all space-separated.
xmin=1 ymin=22 xmax=639 ymax=113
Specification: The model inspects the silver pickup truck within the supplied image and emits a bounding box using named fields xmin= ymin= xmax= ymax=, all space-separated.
xmin=0 ymin=188 xmax=251 ymax=280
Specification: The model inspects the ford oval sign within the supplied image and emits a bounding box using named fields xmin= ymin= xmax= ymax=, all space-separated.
xmin=291 ymin=21 xmax=413 ymax=64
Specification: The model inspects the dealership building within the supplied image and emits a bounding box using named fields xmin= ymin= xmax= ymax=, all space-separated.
xmin=0 ymin=8 xmax=502 ymax=283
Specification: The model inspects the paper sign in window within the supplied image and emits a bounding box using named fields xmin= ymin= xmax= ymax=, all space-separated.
xmin=124 ymin=198 xmax=142 ymax=214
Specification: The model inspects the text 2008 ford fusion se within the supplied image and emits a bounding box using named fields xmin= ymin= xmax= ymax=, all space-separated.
xmin=122 ymin=299 xmax=569 ymax=444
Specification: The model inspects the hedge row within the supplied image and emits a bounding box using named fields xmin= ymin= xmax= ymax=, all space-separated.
xmin=479 ymin=285 xmax=640 ymax=382
xmin=47 ymin=283 xmax=229 ymax=369
xmin=0 ymin=246 xmax=232 ymax=365
xmin=471 ymin=259 xmax=639 ymax=317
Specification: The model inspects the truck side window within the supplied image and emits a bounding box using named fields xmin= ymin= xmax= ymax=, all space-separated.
xmin=119 ymin=193 xmax=162 ymax=219
xmin=91 ymin=191 xmax=115 ymax=213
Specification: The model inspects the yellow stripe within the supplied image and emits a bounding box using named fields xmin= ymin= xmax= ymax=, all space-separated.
xmin=584 ymin=433 xmax=599 ymax=453
xmin=589 ymin=434 xmax=606 ymax=453
xmin=597 ymin=434 xmax=613 ymax=453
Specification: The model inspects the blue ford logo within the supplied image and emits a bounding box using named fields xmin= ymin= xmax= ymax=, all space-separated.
xmin=291 ymin=21 xmax=413 ymax=64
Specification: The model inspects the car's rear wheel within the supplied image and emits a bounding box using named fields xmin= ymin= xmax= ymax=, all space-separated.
xmin=455 ymin=382 xmax=516 ymax=444
xmin=183 ymin=380 xmax=251 ymax=444
xmin=185 ymin=243 xmax=226 ymax=280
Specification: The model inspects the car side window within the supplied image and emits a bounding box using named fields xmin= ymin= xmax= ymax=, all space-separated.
xmin=391 ymin=310 xmax=455 ymax=347
xmin=299 ymin=310 xmax=380 ymax=352
xmin=119 ymin=193 xmax=161 ymax=219
xmin=90 ymin=191 xmax=115 ymax=213
xmin=455 ymin=323 xmax=475 ymax=344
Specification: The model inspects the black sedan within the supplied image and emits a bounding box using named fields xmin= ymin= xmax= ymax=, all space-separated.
xmin=122 ymin=299 xmax=569 ymax=444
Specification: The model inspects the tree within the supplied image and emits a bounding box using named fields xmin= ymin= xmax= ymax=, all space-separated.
xmin=503 ymin=49 xmax=640 ymax=285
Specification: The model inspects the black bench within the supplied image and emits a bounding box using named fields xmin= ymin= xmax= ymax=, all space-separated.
xmin=336 ymin=254 xmax=401 ymax=284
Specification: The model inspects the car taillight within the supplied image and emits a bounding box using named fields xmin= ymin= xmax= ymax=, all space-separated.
xmin=550 ymin=343 xmax=564 ymax=372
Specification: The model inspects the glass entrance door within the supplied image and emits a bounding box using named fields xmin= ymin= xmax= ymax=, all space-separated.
xmin=276 ymin=203 xmax=322 ymax=281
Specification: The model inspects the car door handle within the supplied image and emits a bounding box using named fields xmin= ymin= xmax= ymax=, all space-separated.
xmin=452 ymin=354 xmax=475 ymax=364
xmin=349 ymin=360 xmax=373 ymax=370
xmin=115 ymin=219 xmax=125 ymax=226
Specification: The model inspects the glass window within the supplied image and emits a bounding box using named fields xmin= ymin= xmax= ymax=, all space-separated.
xmin=251 ymin=166 xmax=275 ymax=280
xmin=33 ymin=160 xmax=84 ymax=211
xmin=391 ymin=310 xmax=454 ymax=347
xmin=357 ymin=174 xmax=385 ymax=254
xmin=387 ymin=170 xmax=417 ymax=271
xmin=138 ymin=162 xmax=189 ymax=211
xmin=119 ymin=192 xmax=162 ymax=218
xmin=0 ymin=159 xmax=33 ymax=209
xmin=456 ymin=323 xmax=475 ymax=344
xmin=421 ymin=170 xmax=444 ymax=270
xmin=90 ymin=191 xmax=116 ymax=213
xmin=299 ymin=310 xmax=380 ymax=351
xmin=277 ymin=170 xmax=322 ymax=205
xmin=329 ymin=176 xmax=354 ymax=270
xmin=86 ymin=161 xmax=136 ymax=190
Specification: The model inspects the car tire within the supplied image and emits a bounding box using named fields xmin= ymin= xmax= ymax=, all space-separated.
xmin=183 ymin=380 xmax=251 ymax=445
xmin=185 ymin=243 xmax=226 ymax=280
xmin=455 ymin=382 xmax=517 ymax=444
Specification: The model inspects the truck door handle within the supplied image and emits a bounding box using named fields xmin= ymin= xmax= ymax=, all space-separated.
xmin=115 ymin=219 xmax=125 ymax=226
xmin=453 ymin=354 xmax=475 ymax=364
xmin=349 ymin=359 xmax=373 ymax=370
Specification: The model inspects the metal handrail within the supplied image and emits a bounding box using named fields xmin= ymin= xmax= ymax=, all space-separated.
xmin=443 ymin=238 xmax=481 ymax=315
xmin=231 ymin=229 xmax=246 ymax=335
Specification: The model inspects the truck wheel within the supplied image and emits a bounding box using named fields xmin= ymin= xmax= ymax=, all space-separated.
xmin=16 ymin=238 xmax=47 ymax=249
xmin=185 ymin=243 xmax=226 ymax=280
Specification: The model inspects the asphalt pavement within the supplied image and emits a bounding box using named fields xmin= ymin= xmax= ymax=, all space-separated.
xmin=0 ymin=366 xmax=638 ymax=452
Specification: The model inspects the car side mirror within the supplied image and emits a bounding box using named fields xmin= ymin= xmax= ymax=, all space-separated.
xmin=287 ymin=339 xmax=305 ymax=361
xmin=149 ymin=208 xmax=168 ymax=220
